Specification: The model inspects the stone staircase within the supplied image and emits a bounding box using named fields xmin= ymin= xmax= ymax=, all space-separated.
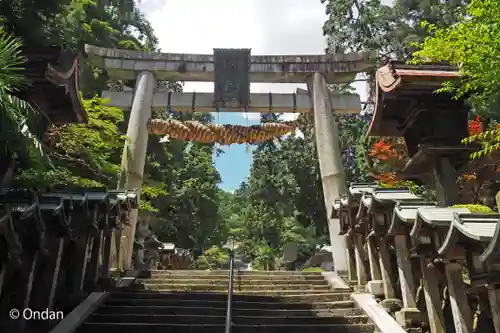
xmin=77 ymin=270 xmax=375 ymax=333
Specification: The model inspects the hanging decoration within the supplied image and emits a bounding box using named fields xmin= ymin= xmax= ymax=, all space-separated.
xmin=148 ymin=118 xmax=299 ymax=145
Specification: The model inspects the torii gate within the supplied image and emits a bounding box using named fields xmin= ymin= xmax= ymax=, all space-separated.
xmin=84 ymin=45 xmax=376 ymax=271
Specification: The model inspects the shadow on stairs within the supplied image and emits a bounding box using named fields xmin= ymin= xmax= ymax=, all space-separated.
xmin=68 ymin=270 xmax=376 ymax=333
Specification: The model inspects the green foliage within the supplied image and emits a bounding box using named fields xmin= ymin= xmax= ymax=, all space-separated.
xmin=302 ymin=267 xmax=324 ymax=272
xmin=148 ymin=111 xmax=222 ymax=253
xmin=5 ymin=0 xmax=480 ymax=273
xmin=462 ymin=126 xmax=500 ymax=160
xmin=206 ymin=112 xmax=348 ymax=268
xmin=411 ymin=0 xmax=500 ymax=159
xmin=254 ymin=244 xmax=277 ymax=270
xmin=412 ymin=0 xmax=500 ymax=115
xmin=2 ymin=0 xmax=223 ymax=264
xmin=0 ymin=0 xmax=71 ymax=45
xmin=14 ymin=95 xmax=125 ymax=188
xmin=322 ymin=0 xmax=469 ymax=59
xmin=195 ymin=246 xmax=228 ymax=270
xmin=451 ymin=204 xmax=494 ymax=213
xmin=56 ymin=0 xmax=159 ymax=95
xmin=0 ymin=29 xmax=43 ymax=166
xmin=321 ymin=0 xmax=464 ymax=206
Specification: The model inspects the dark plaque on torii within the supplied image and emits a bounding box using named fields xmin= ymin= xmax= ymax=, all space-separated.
xmin=213 ymin=48 xmax=251 ymax=109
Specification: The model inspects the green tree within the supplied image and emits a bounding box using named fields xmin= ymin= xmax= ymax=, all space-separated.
xmin=0 ymin=0 xmax=70 ymax=46
xmin=195 ymin=246 xmax=228 ymax=270
xmin=56 ymin=0 xmax=159 ymax=95
xmin=322 ymin=0 xmax=469 ymax=59
xmin=14 ymin=96 xmax=125 ymax=187
xmin=0 ymin=29 xmax=42 ymax=185
xmin=149 ymin=111 xmax=222 ymax=254
xmin=411 ymin=0 xmax=500 ymax=158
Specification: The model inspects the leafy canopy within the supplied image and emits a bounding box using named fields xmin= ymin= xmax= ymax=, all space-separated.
xmin=412 ymin=0 xmax=500 ymax=158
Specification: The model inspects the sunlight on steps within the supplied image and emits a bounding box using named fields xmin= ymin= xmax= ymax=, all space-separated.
xmin=75 ymin=270 xmax=377 ymax=333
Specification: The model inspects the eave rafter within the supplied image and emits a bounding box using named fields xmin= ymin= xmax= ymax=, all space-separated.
xmin=438 ymin=213 xmax=500 ymax=259
xmin=409 ymin=207 xmax=470 ymax=256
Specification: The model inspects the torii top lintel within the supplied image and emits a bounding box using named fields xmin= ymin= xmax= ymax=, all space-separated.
xmin=84 ymin=45 xmax=376 ymax=83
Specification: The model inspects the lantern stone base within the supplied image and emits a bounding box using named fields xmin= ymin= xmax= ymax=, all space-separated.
xmin=395 ymin=308 xmax=424 ymax=330
xmin=380 ymin=298 xmax=403 ymax=313
xmin=366 ymin=280 xmax=384 ymax=296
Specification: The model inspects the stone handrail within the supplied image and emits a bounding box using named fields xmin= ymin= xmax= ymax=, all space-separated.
xmin=352 ymin=293 xmax=406 ymax=333
xmin=49 ymin=271 xmax=138 ymax=333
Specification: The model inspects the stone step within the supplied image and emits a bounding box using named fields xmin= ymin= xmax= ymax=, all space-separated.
xmin=112 ymin=291 xmax=352 ymax=302
xmin=79 ymin=322 xmax=375 ymax=333
xmin=138 ymin=277 xmax=328 ymax=284
xmin=106 ymin=297 xmax=357 ymax=310
xmin=150 ymin=270 xmax=323 ymax=276
xmin=140 ymin=283 xmax=332 ymax=291
xmin=98 ymin=304 xmax=365 ymax=317
xmin=87 ymin=313 xmax=370 ymax=325
xmin=148 ymin=274 xmax=327 ymax=281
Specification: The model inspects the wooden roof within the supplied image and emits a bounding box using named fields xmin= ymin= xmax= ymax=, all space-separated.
xmin=438 ymin=213 xmax=500 ymax=260
xmin=368 ymin=60 xmax=461 ymax=137
xmin=0 ymin=187 xmax=137 ymax=262
xmin=333 ymin=183 xmax=500 ymax=274
xmin=14 ymin=46 xmax=87 ymax=125
xmin=388 ymin=200 xmax=437 ymax=235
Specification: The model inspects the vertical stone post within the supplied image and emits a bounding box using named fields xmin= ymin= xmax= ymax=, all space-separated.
xmin=487 ymin=285 xmax=500 ymax=333
xmin=445 ymin=261 xmax=473 ymax=333
xmin=395 ymin=235 xmax=417 ymax=308
xmin=378 ymin=236 xmax=397 ymax=301
xmin=420 ymin=257 xmax=446 ymax=333
xmin=307 ymin=72 xmax=348 ymax=272
xmin=354 ymin=233 xmax=368 ymax=286
xmin=345 ymin=234 xmax=357 ymax=282
xmin=367 ymin=237 xmax=382 ymax=280
xmin=394 ymin=234 xmax=421 ymax=328
xmin=118 ymin=70 xmax=156 ymax=270
xmin=367 ymin=236 xmax=384 ymax=296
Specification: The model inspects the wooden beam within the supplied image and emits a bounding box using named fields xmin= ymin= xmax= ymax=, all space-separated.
xmin=101 ymin=91 xmax=361 ymax=114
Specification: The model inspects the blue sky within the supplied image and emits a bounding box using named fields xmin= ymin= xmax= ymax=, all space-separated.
xmin=141 ymin=0 xmax=368 ymax=193
xmin=211 ymin=112 xmax=259 ymax=192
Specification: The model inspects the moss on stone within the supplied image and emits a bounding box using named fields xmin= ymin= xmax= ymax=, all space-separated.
xmin=451 ymin=204 xmax=494 ymax=213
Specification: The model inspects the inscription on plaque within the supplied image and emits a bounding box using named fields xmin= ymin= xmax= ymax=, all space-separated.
xmin=213 ymin=48 xmax=251 ymax=108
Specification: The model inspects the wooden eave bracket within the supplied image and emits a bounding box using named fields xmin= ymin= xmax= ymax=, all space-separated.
xmin=436 ymin=222 xmax=460 ymax=257
xmin=481 ymin=222 xmax=500 ymax=264
xmin=409 ymin=214 xmax=425 ymax=238
xmin=46 ymin=56 xmax=87 ymax=124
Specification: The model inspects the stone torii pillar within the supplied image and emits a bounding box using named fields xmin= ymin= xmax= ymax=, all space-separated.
xmin=118 ymin=70 xmax=156 ymax=270
xmin=307 ymin=72 xmax=348 ymax=272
